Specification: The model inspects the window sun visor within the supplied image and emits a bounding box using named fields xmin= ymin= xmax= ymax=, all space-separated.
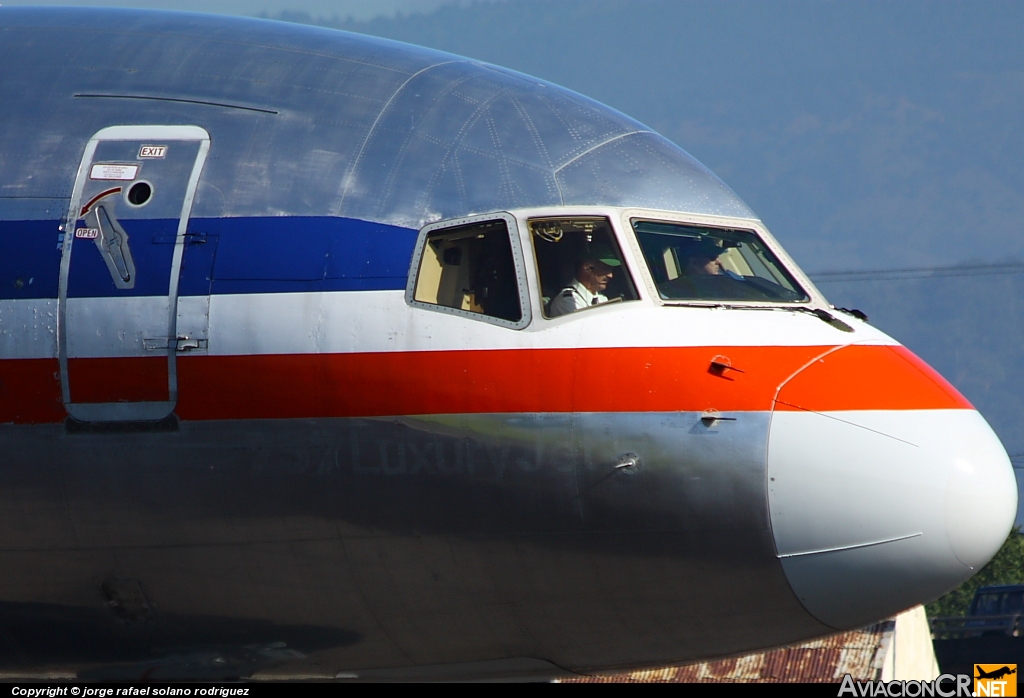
xmin=632 ymin=219 xmax=809 ymax=303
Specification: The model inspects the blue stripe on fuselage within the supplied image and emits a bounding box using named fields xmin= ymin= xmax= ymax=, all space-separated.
xmin=0 ymin=216 xmax=417 ymax=300
xmin=0 ymin=220 xmax=61 ymax=299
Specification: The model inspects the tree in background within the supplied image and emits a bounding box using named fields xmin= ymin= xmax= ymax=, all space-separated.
xmin=927 ymin=529 xmax=1024 ymax=618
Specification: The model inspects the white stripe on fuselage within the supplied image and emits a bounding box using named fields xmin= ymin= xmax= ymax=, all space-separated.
xmin=0 ymin=291 xmax=896 ymax=360
xmin=0 ymin=298 xmax=58 ymax=359
xmin=66 ymin=295 xmax=171 ymax=359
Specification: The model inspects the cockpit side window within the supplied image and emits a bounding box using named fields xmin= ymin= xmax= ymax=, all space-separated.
xmin=632 ymin=219 xmax=808 ymax=303
xmin=528 ymin=216 xmax=639 ymax=318
xmin=409 ymin=217 xmax=528 ymax=328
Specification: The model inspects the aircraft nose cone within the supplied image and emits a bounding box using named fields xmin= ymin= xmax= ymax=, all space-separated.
xmin=945 ymin=435 xmax=1017 ymax=570
xmin=767 ymin=345 xmax=1017 ymax=629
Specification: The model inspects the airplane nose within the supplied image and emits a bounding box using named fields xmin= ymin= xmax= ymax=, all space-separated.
xmin=945 ymin=428 xmax=1017 ymax=570
xmin=767 ymin=345 xmax=1017 ymax=629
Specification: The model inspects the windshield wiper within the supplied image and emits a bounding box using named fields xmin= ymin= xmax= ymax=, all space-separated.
xmin=835 ymin=306 xmax=869 ymax=321
xmin=789 ymin=306 xmax=855 ymax=333
xmin=659 ymin=302 xmax=859 ymax=333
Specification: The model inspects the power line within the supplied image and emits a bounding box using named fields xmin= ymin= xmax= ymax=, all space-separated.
xmin=809 ymin=262 xmax=1024 ymax=283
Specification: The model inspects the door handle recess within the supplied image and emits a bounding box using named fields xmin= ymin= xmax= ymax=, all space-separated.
xmin=175 ymin=337 xmax=208 ymax=352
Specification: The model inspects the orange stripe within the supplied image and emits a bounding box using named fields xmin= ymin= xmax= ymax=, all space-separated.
xmin=775 ymin=345 xmax=972 ymax=412
xmin=176 ymin=346 xmax=831 ymax=420
xmin=0 ymin=344 xmax=971 ymax=425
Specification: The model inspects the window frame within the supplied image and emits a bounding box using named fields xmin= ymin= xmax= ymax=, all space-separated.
xmin=405 ymin=212 xmax=533 ymax=330
xmin=618 ymin=208 xmax=829 ymax=309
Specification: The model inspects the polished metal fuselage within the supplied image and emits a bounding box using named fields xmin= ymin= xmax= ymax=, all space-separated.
xmin=0 ymin=413 xmax=826 ymax=677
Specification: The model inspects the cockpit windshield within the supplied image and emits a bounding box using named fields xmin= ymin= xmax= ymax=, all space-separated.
xmin=632 ymin=220 xmax=808 ymax=303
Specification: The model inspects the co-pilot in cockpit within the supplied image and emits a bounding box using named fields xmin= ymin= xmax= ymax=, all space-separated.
xmin=547 ymin=244 xmax=621 ymax=317
xmin=529 ymin=216 xmax=639 ymax=318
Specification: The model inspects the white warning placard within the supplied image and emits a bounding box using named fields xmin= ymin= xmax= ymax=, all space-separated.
xmin=90 ymin=163 xmax=139 ymax=181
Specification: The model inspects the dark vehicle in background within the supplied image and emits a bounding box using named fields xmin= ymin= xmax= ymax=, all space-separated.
xmin=931 ymin=585 xmax=1024 ymax=677
xmin=932 ymin=585 xmax=1024 ymax=638
xmin=968 ymin=585 xmax=1024 ymax=635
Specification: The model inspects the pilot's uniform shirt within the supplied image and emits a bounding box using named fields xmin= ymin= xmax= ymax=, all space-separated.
xmin=549 ymin=279 xmax=608 ymax=317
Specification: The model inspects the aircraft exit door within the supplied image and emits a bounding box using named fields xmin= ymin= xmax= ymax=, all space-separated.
xmin=59 ymin=125 xmax=210 ymax=423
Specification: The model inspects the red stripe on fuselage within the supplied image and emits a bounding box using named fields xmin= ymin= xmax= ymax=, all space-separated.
xmin=176 ymin=346 xmax=825 ymax=420
xmin=0 ymin=345 xmax=971 ymax=425
xmin=0 ymin=358 xmax=65 ymax=424
xmin=175 ymin=344 xmax=967 ymax=420
xmin=67 ymin=356 xmax=169 ymax=403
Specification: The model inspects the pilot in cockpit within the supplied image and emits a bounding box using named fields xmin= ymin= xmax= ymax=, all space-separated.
xmin=548 ymin=244 xmax=622 ymax=317
xmin=684 ymin=240 xmax=727 ymax=276
xmin=654 ymin=238 xmax=736 ymax=299
xmin=680 ymin=239 xmax=746 ymax=282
